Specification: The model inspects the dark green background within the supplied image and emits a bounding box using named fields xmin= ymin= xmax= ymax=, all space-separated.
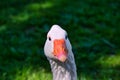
xmin=0 ymin=0 xmax=120 ymax=80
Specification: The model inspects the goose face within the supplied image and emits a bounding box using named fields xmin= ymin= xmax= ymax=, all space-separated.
xmin=44 ymin=25 xmax=71 ymax=62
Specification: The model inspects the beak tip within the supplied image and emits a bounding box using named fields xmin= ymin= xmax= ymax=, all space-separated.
xmin=58 ymin=55 xmax=67 ymax=62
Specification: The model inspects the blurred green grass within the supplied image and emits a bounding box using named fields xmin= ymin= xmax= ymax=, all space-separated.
xmin=0 ymin=0 xmax=120 ymax=80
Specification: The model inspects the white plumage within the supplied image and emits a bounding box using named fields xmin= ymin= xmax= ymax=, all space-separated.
xmin=44 ymin=25 xmax=77 ymax=80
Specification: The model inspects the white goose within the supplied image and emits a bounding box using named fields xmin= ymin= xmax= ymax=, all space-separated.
xmin=44 ymin=25 xmax=77 ymax=80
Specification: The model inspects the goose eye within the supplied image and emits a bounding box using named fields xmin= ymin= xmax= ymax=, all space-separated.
xmin=48 ymin=37 xmax=51 ymax=41
xmin=65 ymin=35 xmax=68 ymax=40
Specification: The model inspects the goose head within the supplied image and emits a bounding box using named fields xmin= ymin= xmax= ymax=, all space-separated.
xmin=44 ymin=25 xmax=72 ymax=62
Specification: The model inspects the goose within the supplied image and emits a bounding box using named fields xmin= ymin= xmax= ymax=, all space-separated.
xmin=44 ymin=25 xmax=77 ymax=80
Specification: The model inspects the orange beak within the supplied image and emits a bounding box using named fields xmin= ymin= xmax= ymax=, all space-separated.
xmin=53 ymin=39 xmax=68 ymax=62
